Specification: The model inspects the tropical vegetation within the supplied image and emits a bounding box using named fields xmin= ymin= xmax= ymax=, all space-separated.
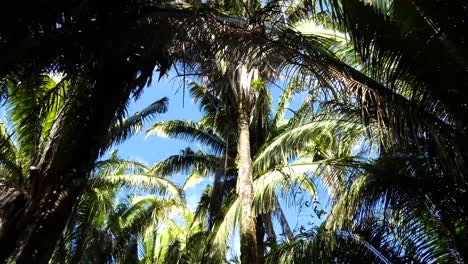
xmin=0 ymin=0 xmax=467 ymax=263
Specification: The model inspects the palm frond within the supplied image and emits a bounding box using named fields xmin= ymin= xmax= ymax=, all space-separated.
xmin=272 ymin=79 xmax=296 ymax=129
xmin=0 ymin=122 xmax=22 ymax=183
xmin=146 ymin=120 xmax=225 ymax=155
xmin=121 ymin=196 xmax=183 ymax=226
xmin=149 ymin=147 xmax=222 ymax=178
xmin=94 ymin=151 xmax=149 ymax=176
xmin=91 ymin=174 xmax=182 ymax=200
xmin=192 ymin=185 xmax=211 ymax=228
xmin=107 ymin=97 xmax=168 ymax=148
xmin=325 ymin=154 xmax=466 ymax=260
xmin=266 ymin=226 xmax=395 ymax=264
xmin=254 ymin=118 xmax=365 ymax=172
xmin=183 ymin=169 xmax=210 ymax=191
xmin=5 ymin=74 xmax=61 ymax=160
xmin=285 ymin=89 xmax=317 ymax=129
xmin=253 ymin=163 xmax=318 ymax=215
xmin=189 ymin=82 xmax=224 ymax=117
xmin=208 ymin=193 xmax=241 ymax=260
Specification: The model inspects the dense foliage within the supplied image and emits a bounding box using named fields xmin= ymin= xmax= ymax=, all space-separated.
xmin=0 ymin=0 xmax=467 ymax=263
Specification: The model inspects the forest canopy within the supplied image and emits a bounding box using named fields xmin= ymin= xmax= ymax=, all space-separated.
xmin=0 ymin=0 xmax=467 ymax=263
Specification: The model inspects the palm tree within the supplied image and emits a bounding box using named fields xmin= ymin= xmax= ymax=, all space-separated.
xmin=232 ymin=2 xmax=468 ymax=261
xmin=2 ymin=0 xmax=467 ymax=262
xmin=142 ymin=207 xmax=212 ymax=263
xmin=167 ymin=7 xmax=398 ymax=260
xmin=283 ymin=1 xmax=468 ymax=260
xmin=50 ymin=150 xmax=184 ymax=263
xmin=266 ymin=219 xmax=460 ymax=264
xmin=257 ymin=97 xmax=467 ymax=261
xmin=146 ymin=77 xmax=366 ymax=261
xmin=0 ymin=74 xmax=169 ymax=262
xmin=0 ymin=1 xmax=201 ymax=261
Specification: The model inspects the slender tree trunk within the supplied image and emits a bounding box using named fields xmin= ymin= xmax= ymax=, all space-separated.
xmin=237 ymin=108 xmax=257 ymax=264
xmin=264 ymin=212 xmax=276 ymax=242
xmin=277 ymin=207 xmax=294 ymax=240
xmin=208 ymin=168 xmax=224 ymax=228
xmin=255 ymin=216 xmax=265 ymax=264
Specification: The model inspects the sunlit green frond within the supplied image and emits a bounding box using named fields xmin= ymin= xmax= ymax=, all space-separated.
xmin=39 ymin=78 xmax=68 ymax=153
xmin=285 ymin=89 xmax=317 ymax=129
xmin=209 ymin=193 xmax=240 ymax=260
xmin=4 ymin=74 xmax=62 ymax=160
xmin=107 ymin=97 xmax=168 ymax=148
xmin=254 ymin=118 xmax=365 ymax=171
xmin=121 ymin=196 xmax=184 ymax=228
xmin=0 ymin=122 xmax=22 ymax=183
xmin=140 ymin=229 xmax=157 ymax=263
xmin=208 ymin=164 xmax=318 ymax=260
xmin=183 ymin=169 xmax=209 ymax=191
xmin=146 ymin=120 xmax=225 ymax=155
xmin=253 ymin=163 xmax=318 ymax=215
xmin=266 ymin=225 xmax=403 ymax=264
xmin=92 ymin=174 xmax=182 ymax=199
xmin=94 ymin=151 xmax=149 ymax=177
xmin=293 ymin=19 xmax=347 ymax=42
xmin=150 ymin=148 xmax=221 ymax=178
xmin=272 ymin=80 xmax=296 ymax=129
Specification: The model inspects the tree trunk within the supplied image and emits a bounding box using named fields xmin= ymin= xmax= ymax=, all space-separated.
xmin=15 ymin=187 xmax=79 ymax=263
xmin=237 ymin=108 xmax=257 ymax=264
xmin=277 ymin=207 xmax=294 ymax=241
xmin=0 ymin=185 xmax=27 ymax=262
xmin=4 ymin=57 xmax=136 ymax=262
xmin=208 ymin=168 xmax=224 ymax=228
xmin=255 ymin=216 xmax=265 ymax=264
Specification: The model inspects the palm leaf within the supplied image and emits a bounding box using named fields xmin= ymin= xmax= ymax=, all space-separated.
xmin=265 ymin=227 xmax=394 ymax=264
xmin=149 ymin=147 xmax=222 ymax=178
xmin=92 ymin=174 xmax=182 ymax=200
xmin=146 ymin=120 xmax=225 ymax=156
xmin=107 ymin=97 xmax=168 ymax=148
xmin=254 ymin=118 xmax=365 ymax=172
xmin=253 ymin=163 xmax=318 ymax=215
xmin=5 ymin=74 xmax=60 ymax=160
xmin=0 ymin=122 xmax=22 ymax=183
xmin=208 ymin=193 xmax=241 ymax=260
